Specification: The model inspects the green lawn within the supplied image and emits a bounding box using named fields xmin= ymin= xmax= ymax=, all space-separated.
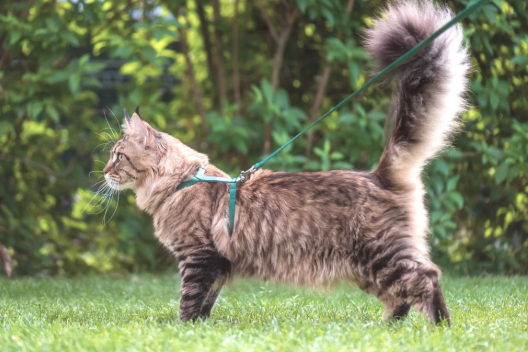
xmin=0 ymin=275 xmax=527 ymax=351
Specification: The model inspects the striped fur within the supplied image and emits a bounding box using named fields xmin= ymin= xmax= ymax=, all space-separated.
xmin=102 ymin=0 xmax=468 ymax=325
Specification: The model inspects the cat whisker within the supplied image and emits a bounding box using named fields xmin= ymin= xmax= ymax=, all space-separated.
xmin=100 ymin=131 xmax=115 ymax=142
xmin=90 ymin=195 xmax=113 ymax=215
xmin=92 ymin=140 xmax=114 ymax=155
xmin=90 ymin=179 xmax=108 ymax=189
xmin=91 ymin=185 xmax=115 ymax=214
xmin=95 ymin=132 xmax=116 ymax=145
xmin=89 ymin=170 xmax=105 ymax=177
xmin=94 ymin=132 xmax=112 ymax=142
xmin=105 ymin=184 xmax=120 ymax=225
xmin=103 ymin=110 xmax=118 ymax=139
xmin=102 ymin=183 xmax=117 ymax=226
xmin=106 ymin=106 xmax=123 ymax=134
xmin=83 ymin=184 xmax=110 ymax=213
xmin=97 ymin=186 xmax=114 ymax=205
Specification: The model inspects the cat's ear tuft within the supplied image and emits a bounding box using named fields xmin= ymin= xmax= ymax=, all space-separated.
xmin=122 ymin=108 xmax=132 ymax=134
xmin=134 ymin=106 xmax=140 ymax=115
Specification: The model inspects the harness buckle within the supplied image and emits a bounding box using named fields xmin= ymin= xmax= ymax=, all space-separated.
xmin=238 ymin=165 xmax=256 ymax=183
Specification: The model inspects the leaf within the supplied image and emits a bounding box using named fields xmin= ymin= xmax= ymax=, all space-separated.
xmin=487 ymin=147 xmax=503 ymax=161
xmin=141 ymin=47 xmax=158 ymax=66
xmin=321 ymin=8 xmax=335 ymax=25
xmin=233 ymin=138 xmax=248 ymax=154
xmin=60 ymin=32 xmax=80 ymax=46
xmin=81 ymin=76 xmax=102 ymax=88
xmin=333 ymin=161 xmax=353 ymax=169
xmin=69 ymin=74 xmax=80 ymax=94
xmin=133 ymin=23 xmax=150 ymax=29
xmin=27 ymin=101 xmax=43 ymax=119
xmin=446 ymin=175 xmax=460 ymax=192
xmin=113 ymin=47 xmax=133 ymax=59
xmin=313 ymin=147 xmax=324 ymax=157
xmin=274 ymin=89 xmax=289 ymax=109
xmin=297 ymin=0 xmax=308 ymax=13
xmin=490 ymin=94 xmax=499 ymax=110
xmin=48 ymin=70 xmax=69 ymax=83
xmin=338 ymin=112 xmax=356 ymax=124
xmin=330 ymin=151 xmax=343 ymax=160
xmin=449 ymin=192 xmax=464 ymax=209
xmin=46 ymin=104 xmax=60 ymax=122
xmin=261 ymin=79 xmax=273 ymax=103
xmin=495 ymin=162 xmax=509 ymax=185
xmin=156 ymin=27 xmax=179 ymax=39
xmin=354 ymin=103 xmax=366 ymax=117
xmin=323 ymin=139 xmax=331 ymax=153
xmin=288 ymin=107 xmax=307 ymax=120
xmin=9 ymin=31 xmax=21 ymax=45
xmin=250 ymin=85 xmax=263 ymax=103
xmin=348 ymin=62 xmax=361 ymax=86
xmin=156 ymin=19 xmax=183 ymax=28
xmin=45 ymin=18 xmax=59 ymax=32
xmin=436 ymin=159 xmax=449 ymax=176
xmin=79 ymin=54 xmax=90 ymax=66
xmin=0 ymin=121 xmax=14 ymax=138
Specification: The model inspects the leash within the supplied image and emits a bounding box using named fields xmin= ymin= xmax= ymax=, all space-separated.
xmin=178 ymin=0 xmax=491 ymax=236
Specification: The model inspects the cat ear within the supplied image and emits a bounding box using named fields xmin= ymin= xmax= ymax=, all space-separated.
xmin=131 ymin=107 xmax=150 ymax=146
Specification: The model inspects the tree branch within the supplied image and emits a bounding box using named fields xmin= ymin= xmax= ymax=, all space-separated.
xmin=232 ymin=0 xmax=242 ymax=116
xmin=178 ymin=27 xmax=208 ymax=134
xmin=212 ymin=0 xmax=228 ymax=110
xmin=196 ymin=2 xmax=217 ymax=103
xmin=304 ymin=0 xmax=355 ymax=157
xmin=256 ymin=0 xmax=279 ymax=42
xmin=0 ymin=49 xmax=10 ymax=72
xmin=262 ymin=4 xmax=299 ymax=156
xmin=0 ymin=241 xmax=12 ymax=278
xmin=285 ymin=5 xmax=299 ymax=28
xmin=0 ymin=155 xmax=56 ymax=180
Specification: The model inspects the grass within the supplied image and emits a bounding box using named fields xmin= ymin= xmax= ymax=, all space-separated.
xmin=0 ymin=275 xmax=527 ymax=351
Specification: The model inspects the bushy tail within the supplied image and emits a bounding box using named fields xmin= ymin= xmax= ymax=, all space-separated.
xmin=365 ymin=0 xmax=470 ymax=186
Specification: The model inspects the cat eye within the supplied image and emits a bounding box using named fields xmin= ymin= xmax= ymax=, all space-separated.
xmin=117 ymin=153 xmax=124 ymax=162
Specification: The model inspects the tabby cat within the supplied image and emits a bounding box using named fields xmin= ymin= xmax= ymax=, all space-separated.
xmin=103 ymin=0 xmax=469 ymax=325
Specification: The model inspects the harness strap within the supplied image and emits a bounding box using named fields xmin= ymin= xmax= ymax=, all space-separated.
xmin=177 ymin=167 xmax=238 ymax=236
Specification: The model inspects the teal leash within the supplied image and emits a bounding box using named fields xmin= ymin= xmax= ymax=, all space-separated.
xmin=177 ymin=0 xmax=491 ymax=237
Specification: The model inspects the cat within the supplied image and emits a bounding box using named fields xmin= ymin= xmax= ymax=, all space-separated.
xmin=102 ymin=0 xmax=468 ymax=325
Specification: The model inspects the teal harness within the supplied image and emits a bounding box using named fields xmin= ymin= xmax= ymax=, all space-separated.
xmin=176 ymin=0 xmax=490 ymax=237
xmin=176 ymin=167 xmax=240 ymax=236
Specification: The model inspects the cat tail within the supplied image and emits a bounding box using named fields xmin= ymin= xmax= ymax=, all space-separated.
xmin=365 ymin=0 xmax=470 ymax=186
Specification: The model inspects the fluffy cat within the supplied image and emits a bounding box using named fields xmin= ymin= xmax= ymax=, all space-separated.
xmin=103 ymin=0 xmax=469 ymax=325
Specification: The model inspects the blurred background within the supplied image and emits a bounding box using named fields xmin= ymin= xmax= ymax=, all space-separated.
xmin=0 ymin=0 xmax=526 ymax=276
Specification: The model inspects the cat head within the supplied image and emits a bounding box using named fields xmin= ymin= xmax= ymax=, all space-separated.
xmin=103 ymin=107 xmax=208 ymax=193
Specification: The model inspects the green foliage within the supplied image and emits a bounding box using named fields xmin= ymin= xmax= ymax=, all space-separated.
xmin=0 ymin=275 xmax=527 ymax=351
xmin=0 ymin=0 xmax=526 ymax=275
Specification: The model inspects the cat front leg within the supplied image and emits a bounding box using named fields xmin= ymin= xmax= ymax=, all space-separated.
xmin=178 ymin=249 xmax=231 ymax=322
xmin=200 ymin=273 xmax=230 ymax=318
